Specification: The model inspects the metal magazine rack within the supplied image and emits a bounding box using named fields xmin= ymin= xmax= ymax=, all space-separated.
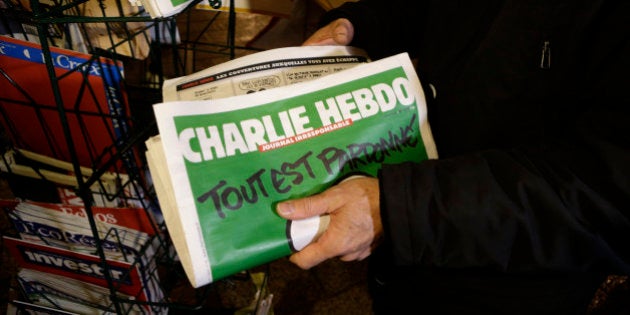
xmin=0 ymin=0 xmax=268 ymax=313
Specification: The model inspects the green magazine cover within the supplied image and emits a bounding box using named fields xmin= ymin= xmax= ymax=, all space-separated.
xmin=149 ymin=52 xmax=438 ymax=287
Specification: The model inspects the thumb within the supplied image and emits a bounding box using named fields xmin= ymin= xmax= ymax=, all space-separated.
xmin=302 ymin=18 xmax=354 ymax=46
xmin=276 ymin=193 xmax=330 ymax=220
xmin=330 ymin=19 xmax=353 ymax=45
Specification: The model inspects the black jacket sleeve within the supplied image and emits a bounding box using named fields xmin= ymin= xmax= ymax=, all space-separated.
xmin=380 ymin=128 xmax=630 ymax=274
xmin=318 ymin=0 xmax=426 ymax=59
xmin=325 ymin=0 xmax=630 ymax=275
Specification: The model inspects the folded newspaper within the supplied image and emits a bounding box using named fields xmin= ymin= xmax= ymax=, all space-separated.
xmin=147 ymin=46 xmax=438 ymax=288
xmin=161 ymin=45 xmax=370 ymax=102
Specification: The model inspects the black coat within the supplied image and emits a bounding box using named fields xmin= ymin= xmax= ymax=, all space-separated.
xmin=323 ymin=0 xmax=630 ymax=313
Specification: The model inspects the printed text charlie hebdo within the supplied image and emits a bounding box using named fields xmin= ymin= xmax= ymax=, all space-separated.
xmin=179 ymin=76 xmax=420 ymax=219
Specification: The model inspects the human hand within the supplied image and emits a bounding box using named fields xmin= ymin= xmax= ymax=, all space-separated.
xmin=302 ymin=18 xmax=354 ymax=46
xmin=276 ymin=176 xmax=382 ymax=269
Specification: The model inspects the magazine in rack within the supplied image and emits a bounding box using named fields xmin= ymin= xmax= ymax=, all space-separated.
xmin=4 ymin=199 xmax=159 ymax=261
xmin=4 ymin=236 xmax=166 ymax=314
xmin=1 ymin=198 xmax=164 ymax=313
xmin=147 ymin=46 xmax=438 ymax=287
xmin=0 ymin=35 xmax=130 ymax=170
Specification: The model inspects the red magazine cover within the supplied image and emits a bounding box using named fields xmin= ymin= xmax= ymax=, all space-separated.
xmin=3 ymin=236 xmax=154 ymax=304
xmin=0 ymin=35 xmax=131 ymax=169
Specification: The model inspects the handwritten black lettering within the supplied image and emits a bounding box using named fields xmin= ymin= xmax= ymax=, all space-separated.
xmin=197 ymin=169 xmax=267 ymax=219
xmin=271 ymin=151 xmax=315 ymax=193
xmin=194 ymin=115 xmax=419 ymax=219
xmin=317 ymin=147 xmax=350 ymax=176
xmin=318 ymin=115 xmax=418 ymax=175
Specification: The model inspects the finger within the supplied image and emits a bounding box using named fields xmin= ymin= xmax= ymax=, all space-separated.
xmin=276 ymin=194 xmax=327 ymax=220
xmin=288 ymin=241 xmax=334 ymax=269
xmin=276 ymin=186 xmax=345 ymax=220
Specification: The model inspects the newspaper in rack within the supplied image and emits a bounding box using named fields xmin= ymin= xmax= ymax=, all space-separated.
xmin=5 ymin=200 xmax=158 ymax=261
xmin=195 ymin=0 xmax=294 ymax=18
xmin=140 ymin=0 xmax=294 ymax=19
xmin=4 ymin=236 xmax=166 ymax=314
xmin=18 ymin=268 xmax=140 ymax=314
xmin=138 ymin=0 xmax=191 ymax=18
xmin=149 ymin=52 xmax=438 ymax=288
xmin=161 ymin=45 xmax=370 ymax=102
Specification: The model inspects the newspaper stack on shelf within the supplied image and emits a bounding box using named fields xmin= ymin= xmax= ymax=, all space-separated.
xmin=17 ymin=268 xmax=143 ymax=315
xmin=2 ymin=200 xmax=165 ymax=314
xmin=147 ymin=45 xmax=438 ymax=288
xmin=4 ymin=236 xmax=166 ymax=314
xmin=5 ymin=200 xmax=160 ymax=261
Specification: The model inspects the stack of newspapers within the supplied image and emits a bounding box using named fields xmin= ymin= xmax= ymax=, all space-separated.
xmin=2 ymin=200 xmax=165 ymax=314
xmin=147 ymin=45 xmax=439 ymax=288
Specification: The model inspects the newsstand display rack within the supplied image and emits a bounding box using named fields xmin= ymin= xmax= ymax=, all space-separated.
xmin=0 ymin=0 xmax=266 ymax=313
